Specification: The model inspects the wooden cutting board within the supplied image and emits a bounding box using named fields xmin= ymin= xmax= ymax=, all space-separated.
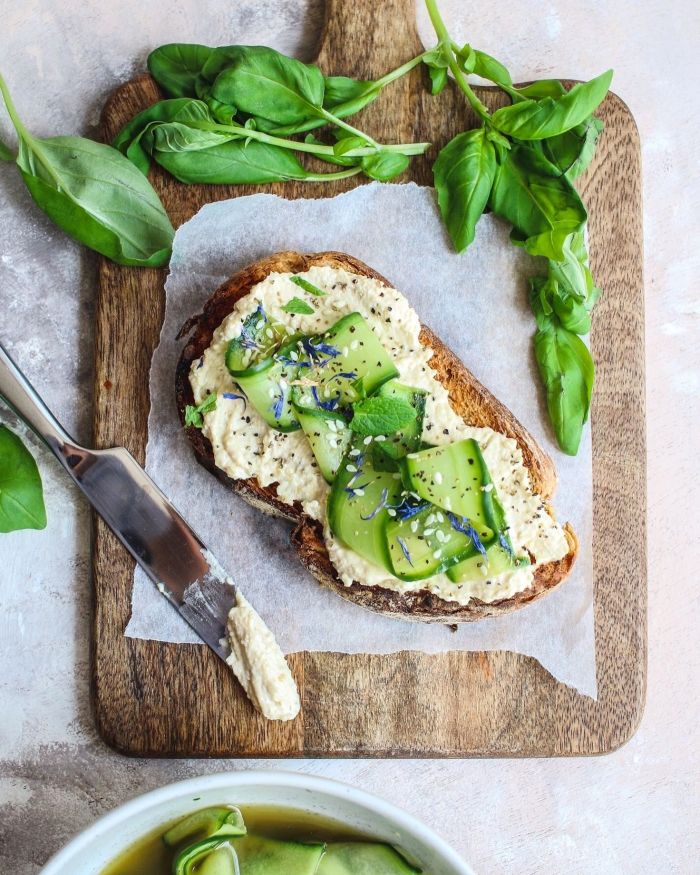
xmin=92 ymin=0 xmax=645 ymax=757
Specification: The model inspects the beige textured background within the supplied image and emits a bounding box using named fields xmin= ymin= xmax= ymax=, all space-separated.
xmin=0 ymin=0 xmax=698 ymax=872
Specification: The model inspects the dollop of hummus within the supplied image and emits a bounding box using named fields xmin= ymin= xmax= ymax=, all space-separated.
xmin=226 ymin=591 xmax=300 ymax=721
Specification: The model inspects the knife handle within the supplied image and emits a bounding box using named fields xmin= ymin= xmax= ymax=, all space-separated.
xmin=0 ymin=340 xmax=76 ymax=453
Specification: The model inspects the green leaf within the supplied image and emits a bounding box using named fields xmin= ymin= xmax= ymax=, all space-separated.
xmin=491 ymin=70 xmax=613 ymax=139
xmin=148 ymin=44 xmax=213 ymax=98
xmin=113 ymin=97 xmax=215 ymax=174
xmin=488 ymin=142 xmax=587 ymax=260
xmin=459 ymin=45 xmax=512 ymax=87
xmin=351 ymin=396 xmax=417 ymax=436
xmin=290 ymin=275 xmax=325 ymax=296
xmin=323 ymin=76 xmax=380 ymax=117
xmin=333 ymin=135 xmax=366 ymax=157
xmin=548 ymin=234 xmax=594 ymax=302
xmin=533 ymin=321 xmax=594 ymax=455
xmin=281 ymin=297 xmax=315 ymax=315
xmin=199 ymin=46 xmax=326 ymax=127
xmin=185 ymin=392 xmax=217 ymax=428
xmin=507 ymin=80 xmax=567 ymax=103
xmin=0 ymin=425 xmax=47 ymax=533
xmin=360 ymin=151 xmax=409 ymax=181
xmin=541 ymin=114 xmax=603 ymax=180
xmin=153 ymin=138 xmax=312 ymax=185
xmin=0 ymin=136 xmax=14 ymax=161
xmin=428 ymin=64 xmax=448 ymax=95
xmin=433 ymin=128 xmax=497 ymax=253
xmin=531 ymin=275 xmax=591 ymax=334
xmin=0 ymin=74 xmax=173 ymax=266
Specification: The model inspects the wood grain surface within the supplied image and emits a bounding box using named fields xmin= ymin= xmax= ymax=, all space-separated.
xmin=91 ymin=0 xmax=646 ymax=757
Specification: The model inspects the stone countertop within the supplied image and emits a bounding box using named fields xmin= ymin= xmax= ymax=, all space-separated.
xmin=1 ymin=0 xmax=698 ymax=872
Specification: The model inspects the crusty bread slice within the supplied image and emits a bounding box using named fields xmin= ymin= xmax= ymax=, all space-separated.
xmin=176 ymin=251 xmax=578 ymax=622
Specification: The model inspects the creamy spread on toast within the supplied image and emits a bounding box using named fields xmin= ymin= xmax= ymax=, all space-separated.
xmin=191 ymin=265 xmax=569 ymax=605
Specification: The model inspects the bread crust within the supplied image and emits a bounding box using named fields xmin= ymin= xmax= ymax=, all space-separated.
xmin=176 ymin=250 xmax=579 ymax=622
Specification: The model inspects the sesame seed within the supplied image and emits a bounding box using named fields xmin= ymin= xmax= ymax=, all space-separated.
xmin=410 ymin=520 xmax=418 ymax=533
xmin=354 ymin=488 xmax=365 ymax=496
xmin=433 ymin=549 xmax=443 ymax=559
xmin=346 ymin=464 xmax=357 ymax=473
xmin=349 ymin=449 xmax=361 ymax=456
xmin=434 ymin=472 xmax=443 ymax=484
xmin=363 ymin=436 xmax=373 ymax=445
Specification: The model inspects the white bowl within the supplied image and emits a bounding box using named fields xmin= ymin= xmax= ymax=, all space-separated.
xmin=38 ymin=771 xmax=475 ymax=875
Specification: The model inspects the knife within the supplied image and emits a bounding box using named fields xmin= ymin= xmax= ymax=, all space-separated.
xmin=0 ymin=339 xmax=239 ymax=661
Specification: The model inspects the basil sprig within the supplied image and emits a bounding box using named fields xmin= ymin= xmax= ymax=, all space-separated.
xmin=0 ymin=425 xmax=47 ymax=533
xmin=115 ymin=44 xmax=432 ymax=186
xmin=0 ymin=74 xmax=174 ymax=267
xmin=424 ymin=0 xmax=610 ymax=455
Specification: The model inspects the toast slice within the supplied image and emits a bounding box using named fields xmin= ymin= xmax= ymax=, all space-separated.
xmin=176 ymin=250 xmax=578 ymax=622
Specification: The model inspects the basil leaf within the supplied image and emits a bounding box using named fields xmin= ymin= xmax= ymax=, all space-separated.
xmin=351 ymin=396 xmax=417 ymax=436
xmin=113 ymin=97 xmax=214 ymax=174
xmin=0 ymin=425 xmax=47 ymax=533
xmin=433 ymin=128 xmax=497 ymax=253
xmin=290 ymin=275 xmax=325 ymax=296
xmin=360 ymin=151 xmax=409 ymax=181
xmin=333 ymin=135 xmax=366 ymax=157
xmin=323 ymin=76 xmax=380 ymax=117
xmin=488 ymin=142 xmax=587 ymax=260
xmin=458 ymin=45 xmax=512 ymax=87
xmin=532 ymin=275 xmax=591 ymax=334
xmin=428 ymin=64 xmax=448 ymax=96
xmin=542 ymin=114 xmax=603 ymax=180
xmin=507 ymin=80 xmax=566 ymax=103
xmin=153 ymin=138 xmax=313 ymax=185
xmin=533 ymin=321 xmax=594 ymax=456
xmin=185 ymin=392 xmax=217 ymax=429
xmin=152 ymin=122 xmax=236 ymax=153
xmin=148 ymin=44 xmax=213 ymax=98
xmin=491 ymin=70 xmax=613 ymax=139
xmin=200 ymin=46 xmax=325 ymax=127
xmin=0 ymin=137 xmax=14 ymax=161
xmin=281 ymin=297 xmax=315 ymax=315
xmin=548 ymin=234 xmax=594 ymax=302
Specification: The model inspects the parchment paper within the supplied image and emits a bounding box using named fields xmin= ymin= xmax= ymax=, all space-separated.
xmin=126 ymin=182 xmax=596 ymax=699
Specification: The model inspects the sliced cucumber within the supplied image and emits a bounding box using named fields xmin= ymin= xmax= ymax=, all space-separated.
xmin=163 ymin=807 xmax=246 ymax=848
xmin=447 ymin=488 xmax=529 ymax=583
xmin=403 ymin=439 xmax=497 ymax=535
xmin=175 ymin=837 xmax=231 ymax=875
xmin=236 ymin=339 xmax=306 ymax=432
xmin=327 ymin=441 xmax=404 ymax=571
xmin=233 ymin=834 xmax=325 ymax=875
xmin=318 ymin=842 xmax=421 ymax=875
xmin=385 ymin=503 xmax=476 ymax=581
xmin=306 ymin=312 xmax=399 ymax=407
xmin=295 ymin=405 xmax=353 ymax=483
xmin=225 ymin=306 xmax=289 ymax=376
xmin=197 ymin=844 xmax=239 ymax=875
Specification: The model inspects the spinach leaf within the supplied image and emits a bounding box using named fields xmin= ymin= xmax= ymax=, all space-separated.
xmin=532 ymin=319 xmax=594 ymax=456
xmin=148 ymin=44 xmax=213 ymax=98
xmin=351 ymin=396 xmax=417 ymax=436
xmin=491 ymin=70 xmax=612 ymax=139
xmin=1 ymin=74 xmax=174 ymax=266
xmin=433 ymin=128 xmax=497 ymax=253
xmin=488 ymin=142 xmax=587 ymax=260
xmin=542 ymin=114 xmax=603 ymax=180
xmin=0 ymin=137 xmax=13 ymax=161
xmin=360 ymin=151 xmax=409 ymax=181
xmin=0 ymin=425 xmax=47 ymax=533
xmin=113 ymin=97 xmax=214 ymax=174
xmin=199 ymin=46 xmax=326 ymax=127
xmin=153 ymin=137 xmax=313 ymax=185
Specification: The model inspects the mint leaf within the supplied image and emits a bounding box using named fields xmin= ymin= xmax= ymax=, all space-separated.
xmin=185 ymin=392 xmax=217 ymax=428
xmin=351 ymin=396 xmax=417 ymax=436
xmin=0 ymin=425 xmax=47 ymax=533
xmin=290 ymin=275 xmax=325 ymax=296
xmin=281 ymin=296 xmax=315 ymax=315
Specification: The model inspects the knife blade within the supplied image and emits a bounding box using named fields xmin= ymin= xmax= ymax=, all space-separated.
xmin=0 ymin=340 xmax=237 ymax=659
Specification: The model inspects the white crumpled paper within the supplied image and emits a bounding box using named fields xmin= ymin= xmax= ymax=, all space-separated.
xmin=126 ymin=182 xmax=596 ymax=699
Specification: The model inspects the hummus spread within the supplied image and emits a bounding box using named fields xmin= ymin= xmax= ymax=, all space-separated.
xmin=191 ymin=266 xmax=570 ymax=605
xmin=226 ymin=591 xmax=301 ymax=721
